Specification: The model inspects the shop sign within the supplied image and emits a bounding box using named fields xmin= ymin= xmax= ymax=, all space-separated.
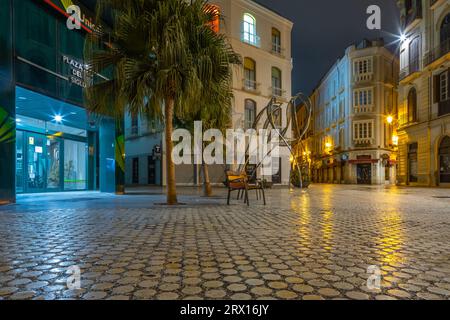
xmin=43 ymin=0 xmax=99 ymax=33
xmin=62 ymin=55 xmax=93 ymax=88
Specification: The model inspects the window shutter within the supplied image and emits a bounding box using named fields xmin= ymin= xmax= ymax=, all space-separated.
xmin=447 ymin=69 xmax=450 ymax=99
xmin=434 ymin=75 xmax=440 ymax=103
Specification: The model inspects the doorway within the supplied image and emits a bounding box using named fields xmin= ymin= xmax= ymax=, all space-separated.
xmin=148 ymin=156 xmax=156 ymax=185
xmin=439 ymin=136 xmax=450 ymax=183
xmin=132 ymin=158 xmax=139 ymax=184
xmin=357 ymin=164 xmax=372 ymax=185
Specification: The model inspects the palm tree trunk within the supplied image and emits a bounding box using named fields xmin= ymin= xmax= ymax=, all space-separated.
xmin=165 ymin=97 xmax=178 ymax=205
xmin=202 ymin=162 xmax=213 ymax=197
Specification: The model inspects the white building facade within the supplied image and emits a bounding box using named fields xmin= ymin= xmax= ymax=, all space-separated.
xmin=124 ymin=0 xmax=294 ymax=186
xmin=211 ymin=0 xmax=294 ymax=185
xmin=304 ymin=39 xmax=399 ymax=185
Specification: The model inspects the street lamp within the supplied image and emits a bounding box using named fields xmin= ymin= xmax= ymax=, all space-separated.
xmin=386 ymin=115 xmax=394 ymax=124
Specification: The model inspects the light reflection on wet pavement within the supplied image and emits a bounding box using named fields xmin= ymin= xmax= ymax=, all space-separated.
xmin=0 ymin=185 xmax=449 ymax=300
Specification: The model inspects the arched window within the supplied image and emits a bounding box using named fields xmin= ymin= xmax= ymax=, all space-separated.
xmin=242 ymin=13 xmax=257 ymax=45
xmin=244 ymin=57 xmax=256 ymax=90
xmin=439 ymin=136 xmax=450 ymax=183
xmin=205 ymin=4 xmax=220 ymax=33
xmin=440 ymin=13 xmax=450 ymax=48
xmin=271 ymin=67 xmax=282 ymax=97
xmin=272 ymin=28 xmax=281 ymax=54
xmin=407 ymin=87 xmax=417 ymax=123
xmin=244 ymin=99 xmax=256 ymax=129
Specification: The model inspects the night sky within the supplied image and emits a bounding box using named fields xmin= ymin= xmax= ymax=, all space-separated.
xmin=254 ymin=0 xmax=401 ymax=95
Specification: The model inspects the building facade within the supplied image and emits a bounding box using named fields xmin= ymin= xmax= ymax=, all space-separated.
xmin=125 ymin=0 xmax=294 ymax=186
xmin=0 ymin=0 xmax=122 ymax=204
xmin=397 ymin=0 xmax=450 ymax=187
xmin=299 ymin=39 xmax=399 ymax=185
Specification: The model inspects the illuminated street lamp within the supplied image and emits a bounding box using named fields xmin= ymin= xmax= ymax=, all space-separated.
xmin=387 ymin=115 xmax=394 ymax=124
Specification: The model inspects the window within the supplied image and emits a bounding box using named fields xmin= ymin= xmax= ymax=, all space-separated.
xmin=353 ymin=120 xmax=374 ymax=142
xmin=339 ymin=98 xmax=345 ymax=119
xmin=132 ymin=158 xmax=139 ymax=184
xmin=440 ymin=72 xmax=448 ymax=102
xmin=242 ymin=13 xmax=258 ymax=46
xmin=339 ymin=128 xmax=345 ymax=148
xmin=244 ymin=58 xmax=256 ymax=90
xmin=131 ymin=115 xmax=139 ymax=135
xmin=272 ymin=28 xmax=281 ymax=54
xmin=353 ymin=88 xmax=373 ymax=108
xmin=435 ymin=70 xmax=450 ymax=116
xmin=440 ymin=13 xmax=450 ymax=48
xmin=269 ymin=105 xmax=282 ymax=128
xmin=205 ymin=4 xmax=220 ymax=33
xmin=244 ymin=99 xmax=256 ymax=130
xmin=408 ymin=142 xmax=418 ymax=183
xmin=354 ymin=58 xmax=372 ymax=75
xmin=409 ymin=37 xmax=420 ymax=73
xmin=271 ymin=67 xmax=282 ymax=97
xmin=407 ymin=87 xmax=417 ymax=123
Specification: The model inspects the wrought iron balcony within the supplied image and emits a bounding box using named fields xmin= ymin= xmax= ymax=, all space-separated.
xmin=242 ymin=79 xmax=260 ymax=94
xmin=424 ymin=39 xmax=450 ymax=66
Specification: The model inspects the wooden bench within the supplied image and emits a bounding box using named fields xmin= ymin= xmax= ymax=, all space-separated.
xmin=225 ymin=171 xmax=266 ymax=206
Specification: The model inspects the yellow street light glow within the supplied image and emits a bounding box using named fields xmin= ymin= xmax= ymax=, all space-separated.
xmin=392 ymin=135 xmax=399 ymax=146
xmin=387 ymin=115 xmax=394 ymax=124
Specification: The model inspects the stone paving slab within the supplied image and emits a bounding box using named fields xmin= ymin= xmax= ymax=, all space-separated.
xmin=0 ymin=185 xmax=449 ymax=300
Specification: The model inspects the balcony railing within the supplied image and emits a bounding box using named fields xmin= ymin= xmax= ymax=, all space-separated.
xmin=353 ymin=105 xmax=374 ymax=113
xmin=242 ymin=79 xmax=260 ymax=93
xmin=400 ymin=56 xmax=421 ymax=80
xmin=354 ymin=138 xmax=374 ymax=146
xmin=271 ymin=86 xmax=285 ymax=98
xmin=424 ymin=39 xmax=450 ymax=66
xmin=271 ymin=43 xmax=285 ymax=57
xmin=353 ymin=73 xmax=373 ymax=83
xmin=241 ymin=31 xmax=261 ymax=47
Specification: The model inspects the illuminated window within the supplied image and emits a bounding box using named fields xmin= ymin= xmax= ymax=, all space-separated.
xmin=205 ymin=4 xmax=220 ymax=33
xmin=242 ymin=13 xmax=258 ymax=46
xmin=244 ymin=57 xmax=256 ymax=90
xmin=353 ymin=120 xmax=374 ymax=142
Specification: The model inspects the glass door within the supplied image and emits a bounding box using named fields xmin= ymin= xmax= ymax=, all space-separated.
xmin=47 ymin=137 xmax=61 ymax=191
xmin=25 ymin=133 xmax=47 ymax=192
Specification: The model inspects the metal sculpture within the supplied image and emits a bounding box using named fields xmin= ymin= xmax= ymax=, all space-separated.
xmin=238 ymin=93 xmax=313 ymax=189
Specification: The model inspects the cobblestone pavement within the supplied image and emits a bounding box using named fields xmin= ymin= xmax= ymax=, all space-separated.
xmin=0 ymin=185 xmax=449 ymax=300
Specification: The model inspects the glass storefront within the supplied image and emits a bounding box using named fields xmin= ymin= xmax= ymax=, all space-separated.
xmin=16 ymin=130 xmax=88 ymax=193
xmin=15 ymin=86 xmax=91 ymax=194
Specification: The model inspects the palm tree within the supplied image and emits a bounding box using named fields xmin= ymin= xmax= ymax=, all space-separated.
xmin=85 ymin=0 xmax=239 ymax=204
